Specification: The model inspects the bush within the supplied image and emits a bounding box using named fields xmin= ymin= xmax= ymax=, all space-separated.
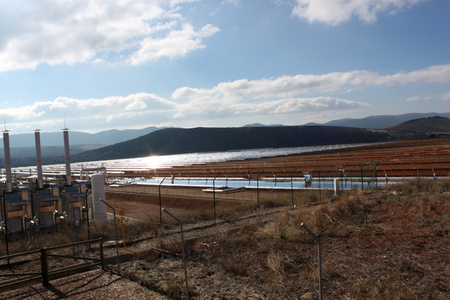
xmin=391 ymin=178 xmax=450 ymax=194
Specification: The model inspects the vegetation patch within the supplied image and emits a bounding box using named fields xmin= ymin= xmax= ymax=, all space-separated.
xmin=122 ymin=179 xmax=449 ymax=299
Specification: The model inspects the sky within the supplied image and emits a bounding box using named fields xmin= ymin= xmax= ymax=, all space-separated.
xmin=0 ymin=0 xmax=449 ymax=134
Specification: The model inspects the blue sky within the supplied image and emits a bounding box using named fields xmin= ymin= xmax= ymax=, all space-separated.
xmin=0 ymin=0 xmax=449 ymax=134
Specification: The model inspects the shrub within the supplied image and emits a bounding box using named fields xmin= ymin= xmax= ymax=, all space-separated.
xmin=391 ymin=178 xmax=450 ymax=194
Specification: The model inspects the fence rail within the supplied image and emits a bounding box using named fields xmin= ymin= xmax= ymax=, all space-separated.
xmin=0 ymin=238 xmax=104 ymax=293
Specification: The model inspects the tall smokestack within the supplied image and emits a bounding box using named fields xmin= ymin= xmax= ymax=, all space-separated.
xmin=63 ymin=128 xmax=72 ymax=186
xmin=3 ymin=130 xmax=12 ymax=193
xmin=35 ymin=129 xmax=44 ymax=189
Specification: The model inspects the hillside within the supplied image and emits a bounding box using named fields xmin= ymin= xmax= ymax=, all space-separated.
xmin=324 ymin=112 xmax=450 ymax=128
xmin=72 ymin=126 xmax=390 ymax=162
xmin=3 ymin=116 xmax=450 ymax=167
xmin=0 ymin=126 xmax=162 ymax=148
xmin=382 ymin=116 xmax=450 ymax=138
xmin=0 ymin=145 xmax=100 ymax=168
xmin=72 ymin=117 xmax=450 ymax=163
xmin=2 ymin=113 xmax=448 ymax=148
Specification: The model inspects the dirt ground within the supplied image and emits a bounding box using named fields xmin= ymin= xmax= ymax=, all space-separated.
xmin=103 ymin=186 xmax=288 ymax=222
xmin=1 ymin=269 xmax=169 ymax=299
xmin=125 ymin=137 xmax=450 ymax=179
xmin=1 ymin=139 xmax=449 ymax=299
xmin=116 ymin=184 xmax=449 ymax=299
xmin=4 ymin=183 xmax=447 ymax=299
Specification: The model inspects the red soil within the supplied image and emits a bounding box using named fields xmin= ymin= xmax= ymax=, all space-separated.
xmin=122 ymin=137 xmax=450 ymax=179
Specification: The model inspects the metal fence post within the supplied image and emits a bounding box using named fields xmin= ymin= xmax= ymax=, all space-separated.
xmin=85 ymin=183 xmax=91 ymax=249
xmin=100 ymin=238 xmax=105 ymax=269
xmin=290 ymin=168 xmax=296 ymax=205
xmin=257 ymin=170 xmax=263 ymax=209
xmin=101 ymin=199 xmax=120 ymax=275
xmin=361 ymin=162 xmax=370 ymax=190
xmin=159 ymin=178 xmax=166 ymax=225
xmin=318 ymin=166 xmax=325 ymax=201
xmin=301 ymin=223 xmax=323 ymax=300
xmin=213 ymin=173 xmax=219 ymax=223
xmin=2 ymin=190 xmax=10 ymax=265
xmin=162 ymin=208 xmax=190 ymax=300
xmin=41 ymin=247 xmax=49 ymax=286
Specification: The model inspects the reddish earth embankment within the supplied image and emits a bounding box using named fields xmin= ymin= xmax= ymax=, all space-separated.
xmin=105 ymin=190 xmax=242 ymax=221
xmin=104 ymin=138 xmax=450 ymax=221
xmin=123 ymin=137 xmax=450 ymax=179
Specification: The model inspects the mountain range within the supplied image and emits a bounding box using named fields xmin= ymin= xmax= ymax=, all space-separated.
xmin=321 ymin=112 xmax=450 ymax=128
xmin=70 ymin=116 xmax=450 ymax=163
xmin=1 ymin=113 xmax=449 ymax=167
xmin=0 ymin=126 xmax=162 ymax=148
xmin=1 ymin=112 xmax=448 ymax=149
xmin=72 ymin=125 xmax=390 ymax=162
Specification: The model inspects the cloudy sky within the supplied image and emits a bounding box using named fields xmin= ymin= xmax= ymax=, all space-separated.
xmin=0 ymin=0 xmax=449 ymax=134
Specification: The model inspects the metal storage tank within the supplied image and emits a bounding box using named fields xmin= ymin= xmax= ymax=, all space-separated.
xmin=79 ymin=182 xmax=86 ymax=194
xmin=20 ymin=187 xmax=29 ymax=203
xmin=91 ymin=173 xmax=107 ymax=226
xmin=334 ymin=178 xmax=341 ymax=195
xmin=51 ymin=184 xmax=59 ymax=197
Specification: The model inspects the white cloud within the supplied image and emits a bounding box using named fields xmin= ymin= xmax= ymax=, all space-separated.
xmin=222 ymin=0 xmax=239 ymax=4
xmin=406 ymin=95 xmax=432 ymax=102
xmin=173 ymin=85 xmax=371 ymax=120
xmin=173 ymin=64 xmax=450 ymax=101
xmin=3 ymin=64 xmax=449 ymax=133
xmin=0 ymin=93 xmax=369 ymax=133
xmin=406 ymin=91 xmax=450 ymax=102
xmin=224 ymin=97 xmax=370 ymax=115
xmin=128 ymin=24 xmax=219 ymax=64
xmin=267 ymin=97 xmax=370 ymax=113
xmin=0 ymin=0 xmax=218 ymax=72
xmin=374 ymin=64 xmax=450 ymax=85
xmin=0 ymin=93 xmax=178 ymax=132
xmin=292 ymin=0 xmax=427 ymax=25
xmin=441 ymin=92 xmax=450 ymax=101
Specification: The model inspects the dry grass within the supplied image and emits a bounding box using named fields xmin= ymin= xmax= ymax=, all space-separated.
xmin=1 ymin=178 xmax=448 ymax=299
xmin=392 ymin=177 xmax=450 ymax=194
xmin=155 ymin=195 xmax=292 ymax=225
xmin=0 ymin=223 xmax=84 ymax=255
xmin=142 ymin=178 xmax=449 ymax=299
xmin=0 ymin=216 xmax=159 ymax=256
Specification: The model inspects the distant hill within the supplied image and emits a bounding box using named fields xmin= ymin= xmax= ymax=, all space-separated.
xmin=72 ymin=117 xmax=450 ymax=162
xmin=71 ymin=126 xmax=390 ymax=162
xmin=0 ymin=145 xmax=99 ymax=167
xmin=380 ymin=116 xmax=450 ymax=138
xmin=242 ymin=123 xmax=284 ymax=127
xmin=0 ymin=126 xmax=162 ymax=148
xmin=3 ymin=115 xmax=450 ymax=167
xmin=323 ymin=112 xmax=450 ymax=129
xmin=0 ymin=126 xmax=163 ymax=167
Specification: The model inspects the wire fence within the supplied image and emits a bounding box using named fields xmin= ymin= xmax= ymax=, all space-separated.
xmin=105 ymin=171 xmax=396 ymax=205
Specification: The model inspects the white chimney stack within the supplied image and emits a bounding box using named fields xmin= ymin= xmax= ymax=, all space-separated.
xmin=35 ymin=129 xmax=44 ymax=189
xmin=3 ymin=130 xmax=12 ymax=193
xmin=63 ymin=128 xmax=72 ymax=186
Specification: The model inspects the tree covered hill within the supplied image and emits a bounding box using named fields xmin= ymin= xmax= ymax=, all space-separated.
xmin=3 ymin=117 xmax=449 ymax=167
xmin=383 ymin=116 xmax=450 ymax=138
xmin=72 ymin=125 xmax=390 ymax=162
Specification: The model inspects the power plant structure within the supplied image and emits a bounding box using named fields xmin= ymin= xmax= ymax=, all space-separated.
xmin=0 ymin=128 xmax=105 ymax=235
xmin=1 ymin=129 xmax=31 ymax=234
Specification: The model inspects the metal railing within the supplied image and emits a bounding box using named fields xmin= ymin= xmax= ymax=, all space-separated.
xmin=0 ymin=238 xmax=104 ymax=292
